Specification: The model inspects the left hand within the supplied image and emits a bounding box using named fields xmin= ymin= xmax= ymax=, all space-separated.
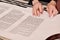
xmin=47 ymin=1 xmax=58 ymax=17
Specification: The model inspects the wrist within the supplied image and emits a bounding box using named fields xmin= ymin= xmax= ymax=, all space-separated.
xmin=49 ymin=0 xmax=56 ymax=6
xmin=32 ymin=1 xmax=39 ymax=6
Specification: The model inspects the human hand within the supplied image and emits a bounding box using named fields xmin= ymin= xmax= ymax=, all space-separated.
xmin=47 ymin=1 xmax=58 ymax=17
xmin=32 ymin=1 xmax=43 ymax=16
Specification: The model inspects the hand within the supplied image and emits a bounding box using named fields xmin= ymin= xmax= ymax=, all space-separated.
xmin=32 ymin=1 xmax=43 ymax=16
xmin=47 ymin=1 xmax=58 ymax=17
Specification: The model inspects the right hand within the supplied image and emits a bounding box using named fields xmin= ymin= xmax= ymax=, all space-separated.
xmin=47 ymin=0 xmax=58 ymax=17
xmin=32 ymin=1 xmax=43 ymax=16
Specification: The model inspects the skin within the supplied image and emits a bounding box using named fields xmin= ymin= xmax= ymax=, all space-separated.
xmin=32 ymin=2 xmax=43 ymax=16
xmin=32 ymin=0 xmax=58 ymax=17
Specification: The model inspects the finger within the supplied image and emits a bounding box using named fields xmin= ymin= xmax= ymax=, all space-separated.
xmin=53 ymin=8 xmax=58 ymax=16
xmin=50 ymin=7 xmax=53 ymax=17
xmin=32 ymin=7 xmax=35 ymax=15
xmin=33 ymin=7 xmax=37 ymax=16
xmin=47 ymin=6 xmax=52 ymax=17
xmin=46 ymin=6 xmax=50 ymax=15
xmin=37 ymin=10 xmax=40 ymax=16
xmin=39 ymin=4 xmax=43 ymax=14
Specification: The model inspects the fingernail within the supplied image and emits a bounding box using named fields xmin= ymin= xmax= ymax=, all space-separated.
xmin=49 ymin=14 xmax=52 ymax=17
